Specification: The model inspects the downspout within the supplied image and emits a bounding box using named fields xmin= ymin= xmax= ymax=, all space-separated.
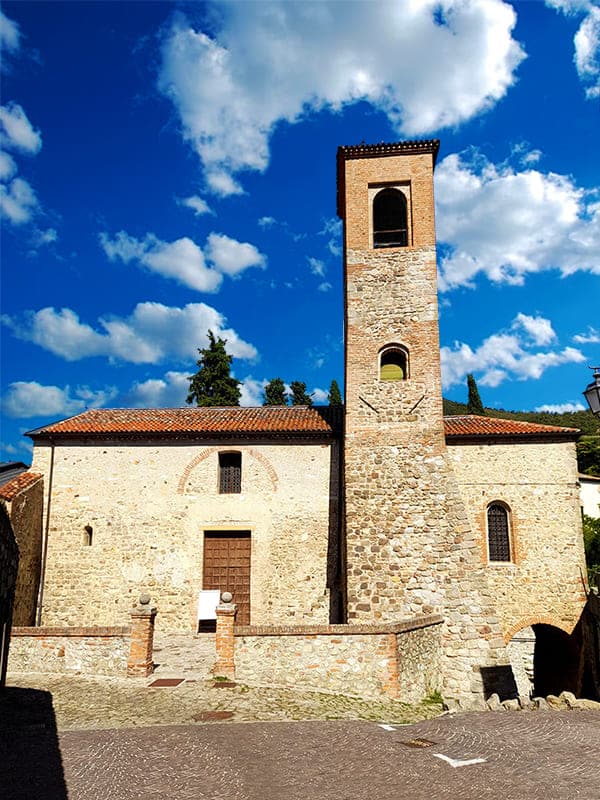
xmin=36 ymin=439 xmax=55 ymax=626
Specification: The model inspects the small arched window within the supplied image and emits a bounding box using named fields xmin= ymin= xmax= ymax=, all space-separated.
xmin=373 ymin=188 xmax=408 ymax=248
xmin=379 ymin=346 xmax=408 ymax=381
xmin=82 ymin=525 xmax=93 ymax=546
xmin=487 ymin=503 xmax=511 ymax=562
xmin=219 ymin=451 xmax=242 ymax=494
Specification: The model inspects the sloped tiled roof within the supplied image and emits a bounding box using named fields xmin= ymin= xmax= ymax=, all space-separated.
xmin=26 ymin=407 xmax=579 ymax=444
xmin=27 ymin=406 xmax=342 ymax=441
xmin=444 ymin=415 xmax=579 ymax=441
xmin=0 ymin=471 xmax=42 ymax=502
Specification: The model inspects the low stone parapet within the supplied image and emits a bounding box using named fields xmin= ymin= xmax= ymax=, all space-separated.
xmin=232 ymin=614 xmax=443 ymax=702
xmin=9 ymin=625 xmax=130 ymax=675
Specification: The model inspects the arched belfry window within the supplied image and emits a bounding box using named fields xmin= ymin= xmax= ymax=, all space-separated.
xmin=379 ymin=346 xmax=408 ymax=381
xmin=373 ymin=188 xmax=408 ymax=248
xmin=487 ymin=503 xmax=511 ymax=562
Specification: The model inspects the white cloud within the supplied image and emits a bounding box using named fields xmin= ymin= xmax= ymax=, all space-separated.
xmin=258 ymin=216 xmax=276 ymax=228
xmin=0 ymin=10 xmax=20 ymax=56
xmin=2 ymin=302 xmax=257 ymax=364
xmin=573 ymin=326 xmax=600 ymax=344
xmin=125 ymin=371 xmax=190 ymax=408
xmin=435 ymin=151 xmax=600 ymax=291
xmin=158 ymin=1 xmax=524 ymax=194
xmin=534 ymin=402 xmax=586 ymax=413
xmin=204 ymin=232 xmax=266 ymax=276
xmin=547 ymin=0 xmax=600 ymax=98
xmin=100 ymin=230 xmax=265 ymax=290
xmin=312 ymin=388 xmax=328 ymax=404
xmin=179 ymin=195 xmax=213 ymax=215
xmin=1 ymin=381 xmax=117 ymax=419
xmin=319 ymin=218 xmax=342 ymax=257
xmin=307 ymin=257 xmax=326 ymax=277
xmin=0 ymin=177 xmax=39 ymax=224
xmin=318 ymin=282 xmax=332 ymax=293
xmin=512 ymin=313 xmax=556 ymax=346
xmin=0 ymin=151 xmax=17 ymax=180
xmin=0 ymin=442 xmax=19 ymax=456
xmin=441 ymin=314 xmax=585 ymax=389
xmin=31 ymin=227 xmax=58 ymax=247
xmin=239 ymin=376 xmax=267 ymax=407
xmin=0 ymin=102 xmax=42 ymax=154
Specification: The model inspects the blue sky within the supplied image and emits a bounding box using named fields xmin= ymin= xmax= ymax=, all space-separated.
xmin=1 ymin=0 xmax=599 ymax=462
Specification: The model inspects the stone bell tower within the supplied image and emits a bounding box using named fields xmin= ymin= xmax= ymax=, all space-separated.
xmin=337 ymin=141 xmax=510 ymax=704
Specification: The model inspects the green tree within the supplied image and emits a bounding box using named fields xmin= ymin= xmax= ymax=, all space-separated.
xmin=186 ymin=330 xmax=241 ymax=407
xmin=328 ymin=379 xmax=343 ymax=406
xmin=577 ymin=437 xmax=600 ymax=477
xmin=290 ymin=381 xmax=313 ymax=406
xmin=263 ymin=377 xmax=288 ymax=406
xmin=467 ymin=373 xmax=485 ymax=415
xmin=583 ymin=514 xmax=600 ymax=588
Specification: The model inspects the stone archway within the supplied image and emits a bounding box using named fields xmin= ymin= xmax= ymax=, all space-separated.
xmin=532 ymin=623 xmax=582 ymax=697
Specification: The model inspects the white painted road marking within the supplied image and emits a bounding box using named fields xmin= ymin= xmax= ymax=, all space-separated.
xmin=378 ymin=724 xmax=396 ymax=731
xmin=433 ymin=754 xmax=487 ymax=768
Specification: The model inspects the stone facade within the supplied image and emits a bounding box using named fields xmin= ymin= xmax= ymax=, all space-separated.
xmin=0 ymin=501 xmax=19 ymax=686
xmin=31 ymin=439 xmax=338 ymax=630
xmin=9 ymin=625 xmax=130 ymax=675
xmin=339 ymin=142 xmax=510 ymax=703
xmin=233 ymin=616 xmax=443 ymax=702
xmin=447 ymin=438 xmax=588 ymax=640
xmin=0 ymin=472 xmax=43 ymax=626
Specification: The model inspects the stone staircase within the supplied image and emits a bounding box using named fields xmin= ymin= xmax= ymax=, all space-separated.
xmin=151 ymin=631 xmax=216 ymax=680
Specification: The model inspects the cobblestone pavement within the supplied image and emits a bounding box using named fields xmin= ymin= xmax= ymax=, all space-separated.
xmin=2 ymin=693 xmax=599 ymax=800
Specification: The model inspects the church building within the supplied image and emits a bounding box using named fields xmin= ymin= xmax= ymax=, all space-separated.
xmin=26 ymin=140 xmax=588 ymax=703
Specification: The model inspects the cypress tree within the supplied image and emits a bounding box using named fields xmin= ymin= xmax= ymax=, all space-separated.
xmin=466 ymin=373 xmax=485 ymax=415
xmin=290 ymin=381 xmax=313 ymax=406
xmin=263 ymin=377 xmax=288 ymax=406
xmin=328 ymin=379 xmax=343 ymax=406
xmin=186 ymin=330 xmax=241 ymax=407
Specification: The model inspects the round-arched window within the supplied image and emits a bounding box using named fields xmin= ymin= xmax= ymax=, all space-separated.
xmin=373 ymin=188 xmax=408 ymax=248
xmin=379 ymin=346 xmax=408 ymax=381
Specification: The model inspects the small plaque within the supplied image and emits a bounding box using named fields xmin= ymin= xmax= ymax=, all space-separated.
xmin=148 ymin=678 xmax=185 ymax=688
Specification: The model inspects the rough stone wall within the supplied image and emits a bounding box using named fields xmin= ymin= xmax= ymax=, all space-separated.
xmin=9 ymin=625 xmax=129 ymax=675
xmin=447 ymin=439 xmax=588 ymax=640
xmin=0 ymin=502 xmax=19 ymax=685
xmin=4 ymin=478 xmax=43 ymax=626
xmin=31 ymin=439 xmax=336 ymax=630
xmin=341 ymin=149 xmax=509 ymax=704
xmin=233 ymin=616 xmax=442 ymax=701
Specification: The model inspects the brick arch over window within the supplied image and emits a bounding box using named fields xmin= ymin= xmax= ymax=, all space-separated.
xmin=373 ymin=188 xmax=408 ymax=248
xmin=379 ymin=344 xmax=409 ymax=381
xmin=177 ymin=447 xmax=279 ymax=494
xmin=487 ymin=501 xmax=512 ymax=562
xmin=504 ymin=616 xmax=574 ymax=644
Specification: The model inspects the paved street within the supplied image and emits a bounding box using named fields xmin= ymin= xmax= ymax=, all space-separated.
xmin=2 ymin=706 xmax=599 ymax=800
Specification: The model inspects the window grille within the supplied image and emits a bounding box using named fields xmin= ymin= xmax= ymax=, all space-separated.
xmin=373 ymin=188 xmax=408 ymax=248
xmin=219 ymin=452 xmax=241 ymax=494
xmin=487 ymin=503 xmax=510 ymax=561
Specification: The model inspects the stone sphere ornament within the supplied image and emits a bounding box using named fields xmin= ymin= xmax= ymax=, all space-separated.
xmin=221 ymin=591 xmax=233 ymax=603
xmin=138 ymin=593 xmax=151 ymax=606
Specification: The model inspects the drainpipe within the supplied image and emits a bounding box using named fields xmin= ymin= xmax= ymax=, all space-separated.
xmin=36 ymin=439 xmax=55 ymax=626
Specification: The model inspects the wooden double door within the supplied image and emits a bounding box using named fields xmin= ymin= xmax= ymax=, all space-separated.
xmin=203 ymin=531 xmax=251 ymax=625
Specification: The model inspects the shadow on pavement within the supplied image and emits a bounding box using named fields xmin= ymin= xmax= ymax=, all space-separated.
xmin=0 ymin=686 xmax=68 ymax=800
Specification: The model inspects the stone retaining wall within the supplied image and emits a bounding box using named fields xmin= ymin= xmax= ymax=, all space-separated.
xmin=233 ymin=615 xmax=443 ymax=702
xmin=9 ymin=625 xmax=130 ymax=675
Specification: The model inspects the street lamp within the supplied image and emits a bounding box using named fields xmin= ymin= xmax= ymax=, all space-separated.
xmin=583 ymin=366 xmax=600 ymax=417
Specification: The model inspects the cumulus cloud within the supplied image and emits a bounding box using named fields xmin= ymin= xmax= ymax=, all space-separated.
xmin=239 ymin=376 xmax=267 ymax=407
xmin=100 ymin=230 xmax=265 ymax=291
xmin=0 ymin=10 xmax=20 ymax=57
xmin=1 ymin=381 xmax=117 ymax=419
xmin=125 ymin=370 xmax=190 ymax=408
xmin=318 ymin=282 xmax=332 ymax=293
xmin=307 ymin=257 xmax=326 ymax=277
xmin=534 ymin=402 xmax=586 ymax=413
xmin=319 ymin=218 xmax=342 ymax=257
xmin=178 ymin=194 xmax=213 ymax=215
xmin=204 ymin=232 xmax=265 ymax=276
xmin=158 ymin=1 xmax=524 ymax=194
xmin=547 ymin=0 xmax=600 ymax=97
xmin=0 ymin=176 xmax=39 ymax=224
xmin=435 ymin=151 xmax=600 ymax=291
xmin=573 ymin=326 xmax=600 ymax=344
xmin=312 ymin=387 xmax=329 ymax=404
xmin=0 ymin=103 xmax=42 ymax=154
xmin=441 ymin=313 xmax=585 ymax=389
xmin=2 ymin=302 xmax=257 ymax=364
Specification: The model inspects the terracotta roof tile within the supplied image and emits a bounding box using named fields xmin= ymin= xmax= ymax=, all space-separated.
xmin=27 ymin=406 xmax=342 ymax=440
xmin=0 ymin=471 xmax=43 ymax=501
xmin=443 ymin=415 xmax=579 ymax=440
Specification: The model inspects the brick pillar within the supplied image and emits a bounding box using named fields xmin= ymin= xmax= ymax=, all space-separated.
xmin=127 ymin=593 xmax=157 ymax=677
xmin=214 ymin=591 xmax=237 ymax=679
